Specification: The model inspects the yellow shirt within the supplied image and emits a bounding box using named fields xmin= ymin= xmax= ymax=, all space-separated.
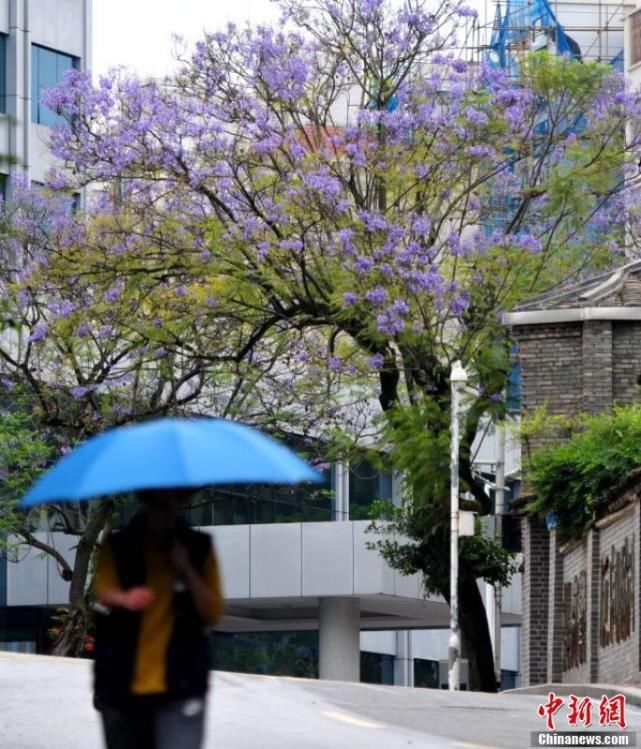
xmin=94 ymin=536 xmax=224 ymax=695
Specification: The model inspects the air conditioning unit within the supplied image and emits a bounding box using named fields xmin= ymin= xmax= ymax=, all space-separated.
xmin=438 ymin=659 xmax=469 ymax=690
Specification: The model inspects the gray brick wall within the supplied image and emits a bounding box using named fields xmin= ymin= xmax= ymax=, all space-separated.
xmin=613 ymin=323 xmax=641 ymax=405
xmin=562 ymin=541 xmax=590 ymax=683
xmin=582 ymin=322 xmax=613 ymax=413
xmin=517 ymin=324 xmax=583 ymax=433
xmin=598 ymin=505 xmax=639 ymax=684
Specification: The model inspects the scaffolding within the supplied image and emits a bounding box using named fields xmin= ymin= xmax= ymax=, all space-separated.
xmin=482 ymin=0 xmax=631 ymax=71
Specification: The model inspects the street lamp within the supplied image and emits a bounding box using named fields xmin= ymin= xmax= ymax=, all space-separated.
xmin=449 ymin=359 xmax=468 ymax=691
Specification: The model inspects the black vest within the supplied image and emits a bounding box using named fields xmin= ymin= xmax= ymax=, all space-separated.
xmin=93 ymin=515 xmax=211 ymax=708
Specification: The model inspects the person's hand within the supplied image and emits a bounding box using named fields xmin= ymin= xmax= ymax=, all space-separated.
xmin=120 ymin=586 xmax=155 ymax=611
xmin=169 ymin=543 xmax=192 ymax=576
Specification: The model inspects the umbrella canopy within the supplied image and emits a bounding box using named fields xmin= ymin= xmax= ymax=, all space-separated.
xmin=21 ymin=418 xmax=322 ymax=507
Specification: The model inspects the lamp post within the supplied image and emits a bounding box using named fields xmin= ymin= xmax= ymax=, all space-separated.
xmin=449 ymin=359 xmax=468 ymax=691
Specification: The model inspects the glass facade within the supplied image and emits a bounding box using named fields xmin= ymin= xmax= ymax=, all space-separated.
xmin=349 ymin=458 xmax=392 ymax=519
xmin=413 ymin=657 xmax=440 ymax=688
xmin=31 ymin=44 xmax=78 ymax=126
xmin=360 ymin=651 xmax=395 ymax=685
xmin=211 ymin=631 xmax=318 ymax=679
xmin=0 ymin=35 xmax=6 ymax=114
xmin=185 ymin=470 xmax=335 ymax=526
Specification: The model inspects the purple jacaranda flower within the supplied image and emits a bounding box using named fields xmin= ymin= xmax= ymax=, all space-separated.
xmin=70 ymin=385 xmax=94 ymax=398
xmin=99 ymin=325 xmax=115 ymax=339
xmin=200 ymin=249 xmax=212 ymax=261
xmin=328 ymin=356 xmax=342 ymax=372
xmin=59 ymin=300 xmax=75 ymax=318
xmin=377 ymin=313 xmax=405 ymax=335
xmin=28 ymin=323 xmax=48 ymax=343
xmin=152 ymin=317 xmax=163 ymax=328
xmin=358 ymin=210 xmax=387 ymax=232
xmin=455 ymin=4 xmax=478 ymax=17
xmin=77 ymin=323 xmax=91 ymax=338
xmin=343 ymin=292 xmax=358 ymax=306
xmin=389 ymin=299 xmax=410 ymax=316
xmin=368 ymin=353 xmax=385 ymax=369
xmin=104 ymin=286 xmax=122 ymax=303
xmin=355 ymin=257 xmax=373 ymax=274
xmin=413 ymin=217 xmax=431 ymax=236
xmin=1 ymin=377 xmax=14 ymax=392
xmin=365 ymin=287 xmax=388 ymax=307
xmin=175 ymin=285 xmax=188 ymax=298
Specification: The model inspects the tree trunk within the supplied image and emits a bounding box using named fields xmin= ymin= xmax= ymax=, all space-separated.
xmin=459 ymin=561 xmax=498 ymax=692
xmin=50 ymin=501 xmax=113 ymax=657
xmin=50 ymin=607 xmax=89 ymax=657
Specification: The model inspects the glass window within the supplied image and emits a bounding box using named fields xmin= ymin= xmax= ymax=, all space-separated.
xmin=414 ymin=657 xmax=439 ymax=688
xmin=31 ymin=44 xmax=78 ymax=126
xmin=0 ymin=35 xmax=6 ymax=114
xmin=210 ymin=631 xmax=318 ymax=678
xmin=349 ymin=458 xmax=392 ymax=520
xmin=361 ymin=651 xmax=395 ymax=685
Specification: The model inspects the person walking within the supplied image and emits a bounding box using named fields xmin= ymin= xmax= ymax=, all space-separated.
xmin=92 ymin=488 xmax=224 ymax=749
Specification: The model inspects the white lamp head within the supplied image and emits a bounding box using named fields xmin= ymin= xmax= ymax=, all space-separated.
xmin=450 ymin=360 xmax=469 ymax=392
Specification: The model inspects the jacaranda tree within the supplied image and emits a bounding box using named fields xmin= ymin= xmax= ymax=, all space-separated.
xmin=6 ymin=0 xmax=641 ymax=685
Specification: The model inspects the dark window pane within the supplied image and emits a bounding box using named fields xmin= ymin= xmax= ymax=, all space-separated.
xmin=0 ymin=35 xmax=6 ymax=114
xmin=414 ymin=657 xmax=440 ymax=688
xmin=349 ymin=458 xmax=392 ymax=519
xmin=210 ymin=631 xmax=318 ymax=678
xmin=31 ymin=44 xmax=78 ymax=126
xmin=361 ymin=651 xmax=395 ymax=685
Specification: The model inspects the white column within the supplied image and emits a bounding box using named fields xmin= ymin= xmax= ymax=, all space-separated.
xmin=318 ymin=597 xmax=360 ymax=681
xmin=7 ymin=0 xmax=30 ymax=187
xmin=394 ymin=630 xmax=413 ymax=686
xmin=334 ymin=462 xmax=350 ymax=521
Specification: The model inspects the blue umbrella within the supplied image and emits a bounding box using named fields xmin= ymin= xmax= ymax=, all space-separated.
xmin=21 ymin=417 xmax=322 ymax=506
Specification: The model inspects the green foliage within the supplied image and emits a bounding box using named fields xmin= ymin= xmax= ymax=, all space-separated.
xmin=0 ymin=408 xmax=54 ymax=536
xmin=380 ymin=400 xmax=451 ymax=509
xmin=368 ymin=502 xmax=519 ymax=596
xmin=527 ymin=404 xmax=641 ymax=538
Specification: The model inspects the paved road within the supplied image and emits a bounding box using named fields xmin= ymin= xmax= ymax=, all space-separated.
xmin=1 ymin=652 xmax=640 ymax=748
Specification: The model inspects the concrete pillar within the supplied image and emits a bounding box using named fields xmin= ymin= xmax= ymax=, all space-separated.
xmin=393 ymin=630 xmax=413 ymax=687
xmin=318 ymin=597 xmax=360 ymax=681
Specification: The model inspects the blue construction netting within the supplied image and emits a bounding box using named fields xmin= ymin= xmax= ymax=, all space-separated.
xmin=488 ymin=0 xmax=582 ymax=72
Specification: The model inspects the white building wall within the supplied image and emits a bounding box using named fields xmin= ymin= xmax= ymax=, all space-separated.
xmin=0 ymin=0 xmax=91 ymax=186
